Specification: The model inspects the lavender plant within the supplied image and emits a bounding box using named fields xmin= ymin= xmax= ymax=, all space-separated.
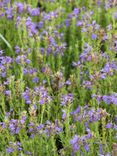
xmin=0 ymin=0 xmax=117 ymax=155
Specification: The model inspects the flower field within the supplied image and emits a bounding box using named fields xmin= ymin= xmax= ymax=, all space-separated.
xmin=0 ymin=0 xmax=117 ymax=155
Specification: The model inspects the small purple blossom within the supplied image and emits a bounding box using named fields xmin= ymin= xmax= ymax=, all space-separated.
xmin=84 ymin=144 xmax=90 ymax=152
xmin=77 ymin=20 xmax=83 ymax=26
xmin=61 ymin=93 xmax=74 ymax=106
xmin=7 ymin=147 xmax=14 ymax=153
xmin=5 ymin=90 xmax=11 ymax=96
xmin=92 ymin=33 xmax=97 ymax=40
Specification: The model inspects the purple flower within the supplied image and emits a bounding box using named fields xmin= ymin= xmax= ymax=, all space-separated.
xmin=9 ymin=119 xmax=20 ymax=134
xmin=7 ymin=147 xmax=14 ymax=153
xmin=25 ymin=59 xmax=31 ymax=64
xmin=39 ymin=48 xmax=44 ymax=55
xmin=84 ymin=144 xmax=90 ymax=152
xmin=30 ymin=8 xmax=40 ymax=16
xmin=39 ymin=99 xmax=45 ymax=105
xmin=47 ymin=47 xmax=52 ymax=55
xmin=5 ymin=90 xmax=11 ymax=96
xmin=37 ymin=124 xmax=44 ymax=130
xmin=20 ymin=116 xmax=27 ymax=125
xmin=73 ymin=8 xmax=80 ymax=17
xmin=99 ymin=144 xmax=103 ymax=154
xmin=0 ymin=122 xmax=6 ymax=129
xmin=82 ymin=81 xmax=92 ymax=89
xmin=32 ymin=77 xmax=39 ymax=83
xmin=15 ymin=46 xmax=21 ymax=54
xmin=71 ymin=135 xmax=80 ymax=152
xmin=26 ymin=17 xmax=38 ymax=36
xmin=92 ymin=33 xmax=97 ymax=40
xmin=64 ymin=19 xmax=71 ymax=27
xmin=106 ymin=123 xmax=113 ymax=129
xmin=38 ymin=21 xmax=44 ymax=29
xmin=61 ymin=93 xmax=74 ymax=106
xmin=44 ymin=120 xmax=62 ymax=137
xmin=6 ymin=8 xmax=14 ymax=19
xmin=97 ymin=0 xmax=102 ymax=6
xmin=103 ymin=95 xmax=111 ymax=104
xmin=71 ymin=106 xmax=81 ymax=115
xmin=73 ymin=144 xmax=80 ymax=151
xmin=26 ymin=151 xmax=32 ymax=155
xmin=16 ymin=2 xmax=24 ymax=14
xmin=65 ymin=80 xmax=71 ymax=85
xmin=71 ymin=135 xmax=79 ymax=145
xmin=22 ymin=88 xmax=32 ymax=104
xmin=77 ymin=21 xmax=83 ymax=26
xmin=62 ymin=110 xmax=67 ymax=119
xmin=16 ymin=55 xmax=31 ymax=65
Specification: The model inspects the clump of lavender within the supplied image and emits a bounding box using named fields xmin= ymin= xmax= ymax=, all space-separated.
xmin=0 ymin=0 xmax=117 ymax=155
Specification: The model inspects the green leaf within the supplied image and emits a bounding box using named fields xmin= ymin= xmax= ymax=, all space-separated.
xmin=0 ymin=33 xmax=12 ymax=51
